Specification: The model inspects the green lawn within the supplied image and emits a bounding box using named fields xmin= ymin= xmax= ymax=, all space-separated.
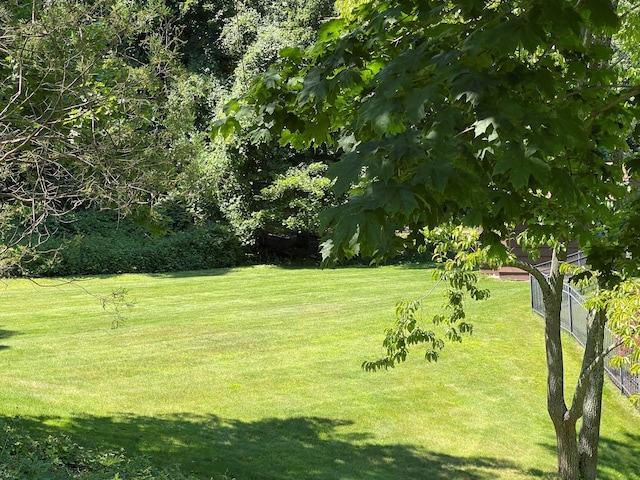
xmin=1 ymin=265 xmax=639 ymax=479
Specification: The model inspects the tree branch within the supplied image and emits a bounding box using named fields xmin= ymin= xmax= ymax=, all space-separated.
xmin=508 ymin=257 xmax=552 ymax=298
xmin=568 ymin=332 xmax=622 ymax=422
xmin=583 ymin=85 xmax=640 ymax=123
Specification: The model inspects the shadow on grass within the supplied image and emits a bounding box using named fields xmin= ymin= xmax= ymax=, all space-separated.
xmin=538 ymin=432 xmax=640 ymax=480
xmin=0 ymin=328 xmax=17 ymax=351
xmin=2 ymin=414 xmax=539 ymax=480
xmin=145 ymin=268 xmax=234 ymax=279
xmin=56 ymin=268 xmax=235 ymax=282
xmin=599 ymin=432 xmax=640 ymax=478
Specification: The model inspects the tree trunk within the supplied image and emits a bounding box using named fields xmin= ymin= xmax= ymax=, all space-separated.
xmin=555 ymin=420 xmax=580 ymax=480
xmin=542 ymin=247 xmax=582 ymax=480
xmin=578 ymin=309 xmax=606 ymax=480
xmin=538 ymin=248 xmax=609 ymax=480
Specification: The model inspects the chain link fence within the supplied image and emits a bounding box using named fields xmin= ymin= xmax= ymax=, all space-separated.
xmin=529 ymin=253 xmax=640 ymax=406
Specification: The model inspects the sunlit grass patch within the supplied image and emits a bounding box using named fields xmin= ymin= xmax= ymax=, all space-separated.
xmin=0 ymin=266 xmax=639 ymax=479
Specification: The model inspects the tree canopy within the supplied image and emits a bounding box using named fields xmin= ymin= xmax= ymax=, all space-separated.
xmin=0 ymin=0 xmax=338 ymax=270
xmin=217 ymin=0 xmax=639 ymax=261
xmin=214 ymin=1 xmax=640 ymax=478
xmin=0 ymin=0 xmax=181 ymax=271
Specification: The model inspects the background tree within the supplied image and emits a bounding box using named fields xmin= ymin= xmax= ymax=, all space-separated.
xmin=0 ymin=0 xmax=181 ymax=274
xmin=172 ymin=0 xmax=339 ymax=255
xmin=214 ymin=0 xmax=640 ymax=478
xmin=2 ymin=0 xmax=340 ymax=273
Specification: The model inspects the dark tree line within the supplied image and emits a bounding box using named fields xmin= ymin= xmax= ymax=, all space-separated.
xmin=0 ymin=0 xmax=339 ymax=275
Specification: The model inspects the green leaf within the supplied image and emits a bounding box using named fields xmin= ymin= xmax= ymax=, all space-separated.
xmin=262 ymin=70 xmax=283 ymax=90
xmin=317 ymin=17 xmax=349 ymax=43
xmin=357 ymin=97 xmax=405 ymax=135
xmin=543 ymin=4 xmax=583 ymax=39
xmin=477 ymin=17 xmax=526 ymax=54
xmin=455 ymin=0 xmax=485 ymax=18
xmin=403 ymin=85 xmax=440 ymax=124
xmin=320 ymin=239 xmax=334 ymax=262
xmin=493 ymin=144 xmax=550 ymax=189
xmin=451 ymin=71 xmax=489 ymax=106
xmin=534 ymin=68 xmax=559 ymax=99
xmin=578 ymin=0 xmax=621 ymax=31
xmin=210 ymin=117 xmax=241 ymax=140
xmin=330 ymin=67 xmax=363 ymax=90
xmin=303 ymin=113 xmax=331 ymax=145
xmin=413 ymin=158 xmax=455 ymax=193
xmin=371 ymin=184 xmax=419 ymax=215
xmin=299 ymin=69 xmax=328 ymax=106
xmin=327 ymin=151 xmax=367 ymax=196
xmin=473 ymin=117 xmax=497 ymax=138
xmin=249 ymin=128 xmax=272 ymax=144
xmin=279 ymin=128 xmax=307 ymax=150
xmin=386 ymin=130 xmax=427 ymax=164
xmin=279 ymin=46 xmax=304 ymax=62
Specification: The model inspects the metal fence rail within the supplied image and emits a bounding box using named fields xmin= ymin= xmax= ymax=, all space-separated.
xmin=529 ymin=255 xmax=640 ymax=406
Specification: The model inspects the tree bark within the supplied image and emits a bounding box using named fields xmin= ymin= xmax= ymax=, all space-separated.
xmin=555 ymin=420 xmax=580 ymax=480
xmin=578 ymin=309 xmax=606 ymax=480
xmin=534 ymin=248 xmax=609 ymax=480
xmin=541 ymin=247 xmax=583 ymax=480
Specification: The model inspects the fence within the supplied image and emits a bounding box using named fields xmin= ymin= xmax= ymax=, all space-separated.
xmin=529 ymin=253 xmax=640 ymax=405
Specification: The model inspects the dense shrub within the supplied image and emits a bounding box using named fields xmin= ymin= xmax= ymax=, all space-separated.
xmin=0 ymin=425 xmax=200 ymax=479
xmin=11 ymin=207 xmax=243 ymax=276
xmin=29 ymin=223 xmax=242 ymax=276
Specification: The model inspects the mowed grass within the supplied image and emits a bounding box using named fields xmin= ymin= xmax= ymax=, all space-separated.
xmin=0 ymin=265 xmax=639 ymax=479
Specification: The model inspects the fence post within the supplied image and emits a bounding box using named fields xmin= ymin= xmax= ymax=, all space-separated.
xmin=530 ymin=275 xmax=534 ymax=310
xmin=569 ymin=291 xmax=574 ymax=335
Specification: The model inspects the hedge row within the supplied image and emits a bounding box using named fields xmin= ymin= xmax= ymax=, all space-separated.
xmin=30 ymin=223 xmax=242 ymax=276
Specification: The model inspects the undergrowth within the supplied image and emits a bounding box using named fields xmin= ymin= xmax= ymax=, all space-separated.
xmin=0 ymin=423 xmax=205 ymax=480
